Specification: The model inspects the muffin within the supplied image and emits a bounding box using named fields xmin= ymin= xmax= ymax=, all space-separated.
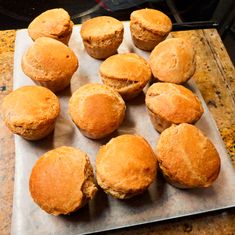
xmin=156 ymin=123 xmax=221 ymax=188
xmin=68 ymin=83 xmax=126 ymax=139
xmin=28 ymin=8 xmax=74 ymax=44
xmin=96 ymin=134 xmax=157 ymax=199
xmin=29 ymin=146 xmax=97 ymax=215
xmin=130 ymin=8 xmax=172 ymax=51
xmin=145 ymin=83 xmax=204 ymax=133
xmin=100 ymin=53 xmax=151 ymax=100
xmin=149 ymin=38 xmax=196 ymax=84
xmin=1 ymin=86 xmax=60 ymax=140
xmin=22 ymin=37 xmax=78 ymax=93
xmin=80 ymin=16 xmax=124 ymax=59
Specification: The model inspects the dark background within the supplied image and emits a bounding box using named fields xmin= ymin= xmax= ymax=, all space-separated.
xmin=0 ymin=0 xmax=234 ymax=64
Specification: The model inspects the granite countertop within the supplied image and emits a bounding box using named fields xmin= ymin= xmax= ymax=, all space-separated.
xmin=0 ymin=28 xmax=235 ymax=235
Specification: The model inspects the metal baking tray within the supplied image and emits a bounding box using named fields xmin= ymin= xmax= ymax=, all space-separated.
xmin=11 ymin=22 xmax=235 ymax=235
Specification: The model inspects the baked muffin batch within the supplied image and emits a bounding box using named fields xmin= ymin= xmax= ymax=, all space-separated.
xmin=1 ymin=8 xmax=221 ymax=215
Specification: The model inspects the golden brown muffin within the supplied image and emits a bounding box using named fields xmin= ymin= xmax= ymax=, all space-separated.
xmin=130 ymin=8 xmax=172 ymax=51
xmin=29 ymin=146 xmax=97 ymax=215
xmin=96 ymin=134 xmax=157 ymax=199
xmin=28 ymin=8 xmax=74 ymax=44
xmin=68 ymin=83 xmax=126 ymax=139
xmin=100 ymin=53 xmax=151 ymax=100
xmin=145 ymin=83 xmax=204 ymax=133
xmin=22 ymin=37 xmax=78 ymax=93
xmin=149 ymin=38 xmax=196 ymax=84
xmin=156 ymin=123 xmax=221 ymax=188
xmin=80 ymin=16 xmax=124 ymax=59
xmin=1 ymin=86 xmax=60 ymax=140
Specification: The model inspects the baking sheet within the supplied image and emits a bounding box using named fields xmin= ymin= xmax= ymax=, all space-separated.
xmin=11 ymin=22 xmax=235 ymax=235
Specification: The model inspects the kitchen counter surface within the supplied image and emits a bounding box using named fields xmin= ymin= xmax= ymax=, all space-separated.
xmin=0 ymin=28 xmax=234 ymax=235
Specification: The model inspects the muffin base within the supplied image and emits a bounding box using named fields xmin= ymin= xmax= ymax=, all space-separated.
xmin=147 ymin=108 xmax=173 ymax=133
xmin=72 ymin=111 xmax=125 ymax=140
xmin=131 ymin=35 xmax=166 ymax=51
xmin=101 ymin=76 xmax=148 ymax=101
xmin=83 ymin=41 xmax=120 ymax=60
xmin=159 ymin=162 xmax=220 ymax=189
xmin=130 ymin=22 xmax=168 ymax=51
xmin=97 ymin=175 xmax=148 ymax=199
xmin=82 ymin=29 xmax=123 ymax=59
xmin=57 ymin=21 xmax=73 ymax=45
xmin=34 ymin=77 xmax=72 ymax=93
xmin=6 ymin=121 xmax=56 ymax=141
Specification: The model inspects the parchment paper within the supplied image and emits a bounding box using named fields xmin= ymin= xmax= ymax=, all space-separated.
xmin=11 ymin=22 xmax=235 ymax=235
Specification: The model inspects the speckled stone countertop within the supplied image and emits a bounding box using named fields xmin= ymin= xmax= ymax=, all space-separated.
xmin=0 ymin=29 xmax=235 ymax=235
